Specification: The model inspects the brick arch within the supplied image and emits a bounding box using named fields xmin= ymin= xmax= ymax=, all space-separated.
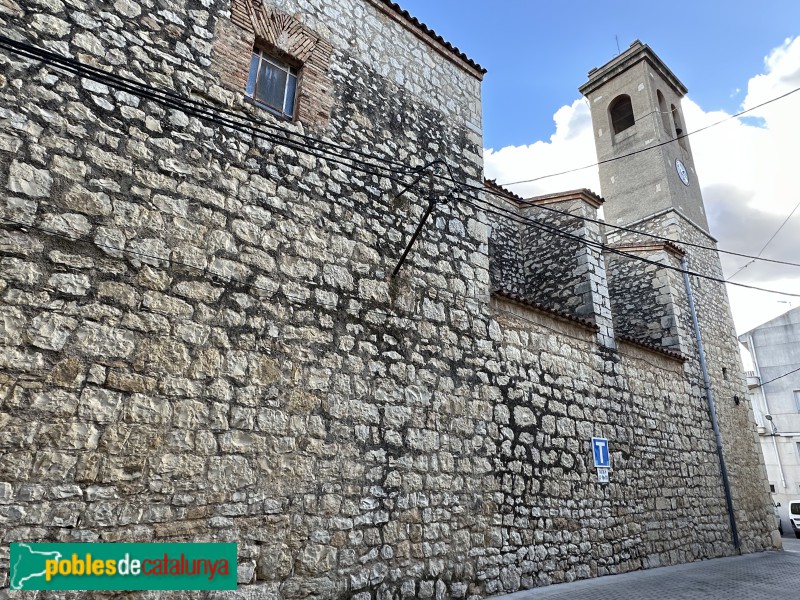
xmin=233 ymin=0 xmax=319 ymax=63
xmin=214 ymin=0 xmax=334 ymax=125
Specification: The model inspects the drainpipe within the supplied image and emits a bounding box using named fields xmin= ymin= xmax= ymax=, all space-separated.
xmin=682 ymin=257 xmax=740 ymax=553
xmin=748 ymin=333 xmax=786 ymax=488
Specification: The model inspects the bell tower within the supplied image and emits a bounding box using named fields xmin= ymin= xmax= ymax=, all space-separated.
xmin=579 ymin=41 xmax=778 ymax=553
xmin=579 ymin=40 xmax=709 ymax=233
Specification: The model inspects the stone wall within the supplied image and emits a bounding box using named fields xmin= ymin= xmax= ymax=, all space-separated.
xmin=671 ymin=218 xmax=775 ymax=545
xmin=487 ymin=195 xmax=526 ymax=299
xmin=0 ymin=0 xmax=777 ymax=598
xmin=486 ymin=297 xmax=735 ymax=588
xmin=264 ymin=0 xmax=485 ymax=135
xmin=487 ymin=191 xmax=615 ymax=350
xmin=605 ymin=243 xmax=687 ymax=353
xmin=606 ymin=211 xmax=777 ymax=551
xmin=518 ymin=206 xmax=584 ymax=314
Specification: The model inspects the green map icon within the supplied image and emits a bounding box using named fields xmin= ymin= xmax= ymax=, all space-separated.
xmin=10 ymin=543 xmax=63 ymax=590
xmin=8 ymin=542 xmax=237 ymax=590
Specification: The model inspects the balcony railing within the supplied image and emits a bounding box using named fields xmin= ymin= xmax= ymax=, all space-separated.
xmin=744 ymin=370 xmax=760 ymax=389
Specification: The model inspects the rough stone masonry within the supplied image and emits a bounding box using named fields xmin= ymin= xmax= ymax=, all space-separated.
xmin=0 ymin=0 xmax=777 ymax=598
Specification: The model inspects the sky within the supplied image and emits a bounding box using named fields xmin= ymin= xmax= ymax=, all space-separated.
xmin=400 ymin=0 xmax=800 ymax=336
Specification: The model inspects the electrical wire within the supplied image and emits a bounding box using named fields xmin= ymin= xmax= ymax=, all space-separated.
xmin=1 ymin=32 xmax=791 ymax=453
xmin=4 ymin=35 xmax=800 ymax=273
xmin=0 ymin=35 xmax=422 ymax=186
xmin=457 ymin=193 xmax=800 ymax=298
xmin=433 ymin=158 xmax=800 ymax=274
xmin=0 ymin=212 xmax=639 ymax=359
xmin=0 ymin=35 xmax=417 ymax=176
xmin=757 ymin=366 xmax=800 ymax=388
xmin=497 ymin=85 xmax=800 ymax=187
xmin=441 ymin=167 xmax=800 ymax=271
xmin=425 ymin=159 xmax=800 ymax=298
xmin=517 ymin=191 xmax=800 ymax=269
xmin=2 ymin=37 xmax=800 ymax=299
xmin=726 ymin=197 xmax=800 ymax=281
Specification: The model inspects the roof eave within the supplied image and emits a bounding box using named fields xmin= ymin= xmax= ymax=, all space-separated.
xmin=368 ymin=0 xmax=486 ymax=80
xmin=579 ymin=40 xmax=687 ymax=98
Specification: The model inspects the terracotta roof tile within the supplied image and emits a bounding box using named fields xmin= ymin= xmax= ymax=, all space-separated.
xmin=484 ymin=179 xmax=524 ymax=203
xmin=373 ymin=0 xmax=486 ymax=77
xmin=491 ymin=288 xmax=599 ymax=331
xmin=484 ymin=180 xmax=605 ymax=208
xmin=609 ymin=241 xmax=686 ymax=259
xmin=616 ymin=334 xmax=686 ymax=362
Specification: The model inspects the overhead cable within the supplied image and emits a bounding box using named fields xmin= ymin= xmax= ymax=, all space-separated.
xmin=727 ymin=197 xmax=800 ymax=281
xmin=456 ymin=194 xmax=800 ymax=298
xmin=5 ymin=35 xmax=800 ymax=271
xmin=2 ymin=37 xmax=800 ymax=298
xmin=0 ymin=35 xmax=420 ymax=182
xmin=497 ymin=85 xmax=800 ymax=187
xmin=758 ymin=365 xmax=800 ymax=388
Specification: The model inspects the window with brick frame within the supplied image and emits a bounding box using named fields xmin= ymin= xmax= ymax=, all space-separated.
xmin=245 ymin=48 xmax=299 ymax=120
xmin=212 ymin=1 xmax=334 ymax=127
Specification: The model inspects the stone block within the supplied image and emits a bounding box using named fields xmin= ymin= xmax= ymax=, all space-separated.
xmin=7 ymin=162 xmax=52 ymax=198
xmin=238 ymin=560 xmax=256 ymax=584
xmin=32 ymin=451 xmax=78 ymax=481
xmin=209 ymin=257 xmax=251 ymax=282
xmin=40 ymin=213 xmax=92 ymax=240
xmin=73 ymin=323 xmax=136 ymax=358
xmin=384 ymin=405 xmax=412 ymax=428
xmin=257 ymin=544 xmax=292 ymax=580
xmin=0 ymin=195 xmax=38 ymax=226
xmin=0 ymin=229 xmax=43 ymax=257
xmin=106 ymin=370 xmax=156 ymax=394
xmin=39 ymin=422 xmax=100 ymax=450
xmin=207 ymin=455 xmax=255 ymax=491
xmin=48 ymin=273 xmax=91 ymax=296
xmin=219 ymin=431 xmax=264 ymax=453
xmin=1 ymin=257 xmax=43 ymax=285
xmin=173 ymin=280 xmax=224 ymax=303
xmin=123 ymin=394 xmax=172 ymax=425
xmin=93 ymin=227 xmax=126 ymax=259
xmin=78 ymin=387 xmax=123 ymax=423
xmin=101 ymin=455 xmax=145 ymax=483
xmin=49 ymin=357 xmax=85 ymax=388
xmin=128 ymin=238 xmax=170 ymax=268
xmin=513 ymin=406 xmax=535 ymax=428
xmin=0 ymin=415 xmax=36 ymax=450
xmin=86 ymin=145 xmax=132 ymax=173
xmin=0 ymin=306 xmax=26 ymax=344
xmin=30 ymin=389 xmax=79 ymax=416
xmin=134 ymin=338 xmax=190 ymax=376
xmin=358 ymin=279 xmax=390 ymax=302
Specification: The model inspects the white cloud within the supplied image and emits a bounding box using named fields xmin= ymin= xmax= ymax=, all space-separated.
xmin=484 ymin=99 xmax=600 ymax=198
xmin=745 ymin=36 xmax=800 ymax=109
xmin=485 ymin=36 xmax=800 ymax=334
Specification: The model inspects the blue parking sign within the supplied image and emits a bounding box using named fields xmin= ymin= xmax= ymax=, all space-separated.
xmin=592 ymin=437 xmax=610 ymax=468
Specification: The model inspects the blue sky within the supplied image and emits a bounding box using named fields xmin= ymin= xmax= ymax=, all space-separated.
xmin=399 ymin=1 xmax=800 ymax=333
xmin=399 ymin=0 xmax=800 ymax=149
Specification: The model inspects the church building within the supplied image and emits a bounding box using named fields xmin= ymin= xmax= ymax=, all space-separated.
xmin=0 ymin=1 xmax=778 ymax=597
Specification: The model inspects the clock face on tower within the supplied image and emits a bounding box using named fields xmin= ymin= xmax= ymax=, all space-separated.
xmin=675 ymin=159 xmax=689 ymax=186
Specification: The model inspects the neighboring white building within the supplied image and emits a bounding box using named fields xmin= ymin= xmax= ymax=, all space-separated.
xmin=740 ymin=306 xmax=800 ymax=536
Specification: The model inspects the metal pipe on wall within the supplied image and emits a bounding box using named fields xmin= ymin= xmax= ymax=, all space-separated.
xmin=682 ymin=257 xmax=741 ymax=552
